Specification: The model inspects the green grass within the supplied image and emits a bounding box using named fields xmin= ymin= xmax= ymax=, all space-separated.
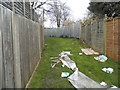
xmin=28 ymin=37 xmax=119 ymax=88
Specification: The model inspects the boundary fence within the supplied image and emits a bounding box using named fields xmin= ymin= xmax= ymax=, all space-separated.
xmin=106 ymin=18 xmax=120 ymax=61
xmin=45 ymin=22 xmax=81 ymax=38
xmin=0 ymin=5 xmax=44 ymax=88
xmin=81 ymin=19 xmax=105 ymax=54
xmin=45 ymin=18 xmax=120 ymax=61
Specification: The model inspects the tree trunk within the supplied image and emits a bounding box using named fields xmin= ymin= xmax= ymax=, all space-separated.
xmin=57 ymin=15 xmax=60 ymax=27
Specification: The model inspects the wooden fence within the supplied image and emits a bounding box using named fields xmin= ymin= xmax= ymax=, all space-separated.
xmin=81 ymin=19 xmax=105 ymax=54
xmin=81 ymin=18 xmax=120 ymax=61
xmin=45 ymin=22 xmax=81 ymax=38
xmin=44 ymin=17 xmax=120 ymax=61
xmin=106 ymin=18 xmax=120 ymax=61
xmin=0 ymin=5 xmax=44 ymax=89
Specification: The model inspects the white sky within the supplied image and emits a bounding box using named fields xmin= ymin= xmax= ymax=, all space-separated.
xmin=61 ymin=0 xmax=90 ymax=20
xmin=44 ymin=0 xmax=90 ymax=27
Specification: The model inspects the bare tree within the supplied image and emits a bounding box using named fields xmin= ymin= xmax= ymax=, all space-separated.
xmin=31 ymin=0 xmax=71 ymax=27
xmin=61 ymin=3 xmax=71 ymax=26
xmin=45 ymin=0 xmax=71 ymax=27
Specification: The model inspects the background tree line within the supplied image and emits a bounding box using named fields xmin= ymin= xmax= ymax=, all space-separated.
xmin=87 ymin=1 xmax=120 ymax=18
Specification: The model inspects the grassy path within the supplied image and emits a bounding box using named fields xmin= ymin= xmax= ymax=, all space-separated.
xmin=28 ymin=37 xmax=119 ymax=88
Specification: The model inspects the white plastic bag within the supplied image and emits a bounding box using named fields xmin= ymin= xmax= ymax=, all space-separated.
xmin=102 ymin=68 xmax=113 ymax=74
xmin=100 ymin=82 xmax=107 ymax=86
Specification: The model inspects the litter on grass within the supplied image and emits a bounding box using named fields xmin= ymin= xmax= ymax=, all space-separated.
xmin=81 ymin=48 xmax=99 ymax=55
xmin=50 ymin=57 xmax=58 ymax=60
xmin=52 ymin=51 xmax=105 ymax=88
xmin=100 ymin=81 xmax=107 ymax=86
xmin=59 ymin=54 xmax=77 ymax=71
xmin=94 ymin=55 xmax=108 ymax=62
xmin=79 ymin=53 xmax=83 ymax=55
xmin=61 ymin=64 xmax=65 ymax=67
xmin=51 ymin=60 xmax=61 ymax=68
xmin=110 ymin=85 xmax=118 ymax=88
xmin=61 ymin=72 xmax=70 ymax=77
xmin=68 ymin=69 xmax=104 ymax=88
xmin=102 ymin=68 xmax=113 ymax=74
xmin=59 ymin=51 xmax=73 ymax=56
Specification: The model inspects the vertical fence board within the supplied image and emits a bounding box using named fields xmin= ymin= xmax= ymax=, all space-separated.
xmin=0 ymin=30 xmax=2 ymax=90
xmin=12 ymin=13 xmax=22 ymax=88
xmin=0 ymin=5 xmax=5 ymax=88
xmin=24 ymin=18 xmax=30 ymax=85
xmin=28 ymin=21 xmax=34 ymax=75
xmin=118 ymin=18 xmax=120 ymax=60
xmin=0 ymin=5 xmax=3 ymax=89
xmin=19 ymin=16 xmax=25 ymax=87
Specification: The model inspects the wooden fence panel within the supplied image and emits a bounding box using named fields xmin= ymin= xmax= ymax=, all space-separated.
xmin=28 ymin=21 xmax=34 ymax=75
xmin=118 ymin=18 xmax=120 ymax=60
xmin=0 ymin=5 xmax=3 ymax=90
xmin=19 ymin=17 xmax=30 ymax=87
xmin=81 ymin=19 xmax=105 ymax=54
xmin=0 ymin=5 xmax=5 ymax=89
xmin=0 ymin=5 xmax=44 ymax=88
xmin=0 ymin=30 xmax=2 ymax=90
xmin=24 ymin=18 xmax=30 ymax=86
xmin=115 ymin=18 xmax=120 ymax=61
xmin=19 ymin=16 xmax=25 ymax=87
xmin=2 ymin=6 xmax=14 ymax=88
xmin=106 ymin=18 xmax=120 ymax=61
xmin=12 ymin=13 xmax=22 ymax=88
xmin=44 ymin=22 xmax=81 ymax=39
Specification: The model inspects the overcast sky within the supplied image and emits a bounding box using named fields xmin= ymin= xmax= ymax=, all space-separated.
xmin=61 ymin=0 xmax=90 ymax=20
xmin=44 ymin=0 xmax=90 ymax=27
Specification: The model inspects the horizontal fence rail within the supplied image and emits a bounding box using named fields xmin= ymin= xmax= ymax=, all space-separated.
xmin=0 ymin=5 xmax=44 ymax=88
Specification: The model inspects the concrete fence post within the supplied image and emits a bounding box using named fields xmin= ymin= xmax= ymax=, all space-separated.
xmin=12 ymin=13 xmax=22 ymax=88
